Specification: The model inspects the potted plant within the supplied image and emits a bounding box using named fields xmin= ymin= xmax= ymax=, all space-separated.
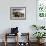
xmin=33 ymin=32 xmax=46 ymax=43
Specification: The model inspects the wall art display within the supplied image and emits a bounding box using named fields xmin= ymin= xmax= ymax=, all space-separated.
xmin=37 ymin=0 xmax=46 ymax=18
xmin=10 ymin=7 xmax=26 ymax=20
xmin=36 ymin=0 xmax=46 ymax=26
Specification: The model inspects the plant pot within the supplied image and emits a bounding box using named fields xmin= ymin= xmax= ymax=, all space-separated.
xmin=37 ymin=39 xmax=45 ymax=44
xmin=37 ymin=39 xmax=40 ymax=43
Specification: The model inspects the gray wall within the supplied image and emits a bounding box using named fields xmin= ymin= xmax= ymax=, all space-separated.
xmin=0 ymin=0 xmax=36 ymax=42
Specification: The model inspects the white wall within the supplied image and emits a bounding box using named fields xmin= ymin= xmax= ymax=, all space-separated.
xmin=0 ymin=0 xmax=36 ymax=42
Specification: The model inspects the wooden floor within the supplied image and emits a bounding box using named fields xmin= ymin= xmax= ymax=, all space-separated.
xmin=0 ymin=42 xmax=46 ymax=46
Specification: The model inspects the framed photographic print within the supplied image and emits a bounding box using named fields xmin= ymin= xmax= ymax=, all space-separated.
xmin=10 ymin=7 xmax=26 ymax=20
xmin=36 ymin=0 xmax=46 ymax=26
xmin=37 ymin=0 xmax=46 ymax=19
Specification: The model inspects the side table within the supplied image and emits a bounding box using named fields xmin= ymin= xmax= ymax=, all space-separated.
xmin=4 ymin=33 xmax=18 ymax=46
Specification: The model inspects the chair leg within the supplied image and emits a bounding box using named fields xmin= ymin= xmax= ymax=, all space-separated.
xmin=4 ymin=33 xmax=7 ymax=46
xmin=4 ymin=40 xmax=7 ymax=46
